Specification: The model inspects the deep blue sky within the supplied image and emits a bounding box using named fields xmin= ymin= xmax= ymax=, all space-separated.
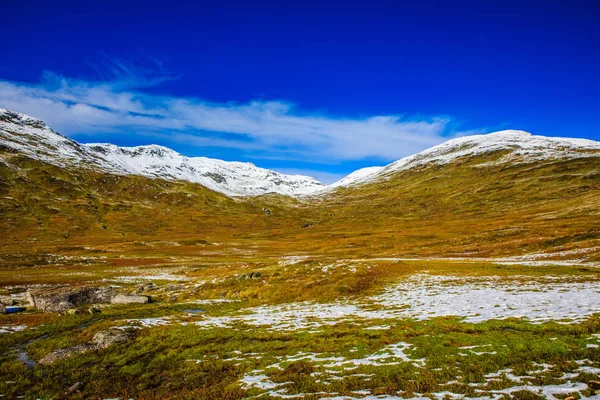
xmin=2 ymin=0 xmax=599 ymax=182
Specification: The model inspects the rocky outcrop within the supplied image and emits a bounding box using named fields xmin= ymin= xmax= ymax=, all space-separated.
xmin=110 ymin=294 xmax=150 ymax=304
xmin=132 ymin=282 xmax=158 ymax=294
xmin=38 ymin=344 xmax=95 ymax=366
xmin=39 ymin=328 xmax=137 ymax=365
xmin=27 ymin=287 xmax=114 ymax=313
xmin=92 ymin=329 xmax=136 ymax=349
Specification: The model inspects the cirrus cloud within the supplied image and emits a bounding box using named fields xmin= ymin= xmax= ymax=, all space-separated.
xmin=0 ymin=71 xmax=473 ymax=163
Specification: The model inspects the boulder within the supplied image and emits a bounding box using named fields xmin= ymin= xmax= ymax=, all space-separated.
xmin=92 ymin=329 xmax=136 ymax=349
xmin=110 ymin=294 xmax=150 ymax=304
xmin=26 ymin=292 xmax=36 ymax=307
xmin=132 ymin=282 xmax=158 ymax=294
xmin=27 ymin=287 xmax=115 ymax=313
xmin=0 ymin=304 xmax=5 ymax=314
xmin=70 ymin=287 xmax=113 ymax=304
xmin=249 ymin=272 xmax=261 ymax=279
xmin=0 ymin=298 xmax=15 ymax=306
xmin=38 ymin=344 xmax=95 ymax=366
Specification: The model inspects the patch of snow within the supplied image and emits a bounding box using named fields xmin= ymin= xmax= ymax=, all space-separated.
xmin=189 ymin=274 xmax=600 ymax=331
xmin=325 ymin=166 xmax=385 ymax=190
xmin=107 ymin=273 xmax=189 ymax=282
xmin=489 ymin=382 xmax=590 ymax=399
xmin=0 ymin=325 xmax=27 ymax=334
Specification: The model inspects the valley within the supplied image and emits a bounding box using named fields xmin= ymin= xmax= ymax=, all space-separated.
xmin=0 ymin=109 xmax=599 ymax=399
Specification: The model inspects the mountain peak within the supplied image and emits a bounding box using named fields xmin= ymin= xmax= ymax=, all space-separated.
xmin=486 ymin=129 xmax=533 ymax=137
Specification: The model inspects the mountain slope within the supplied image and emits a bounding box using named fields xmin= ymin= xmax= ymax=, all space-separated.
xmin=325 ymin=130 xmax=600 ymax=191
xmin=1 ymin=108 xmax=599 ymax=261
xmin=0 ymin=109 xmax=325 ymax=197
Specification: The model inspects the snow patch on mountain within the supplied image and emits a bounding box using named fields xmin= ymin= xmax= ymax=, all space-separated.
xmin=323 ymin=130 xmax=600 ymax=192
xmin=0 ymin=108 xmax=325 ymax=197
xmin=386 ymin=130 xmax=600 ymax=173
xmin=85 ymin=142 xmax=325 ymax=197
xmin=327 ymin=166 xmax=385 ymax=190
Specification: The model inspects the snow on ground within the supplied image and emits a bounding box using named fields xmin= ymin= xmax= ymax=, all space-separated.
xmin=0 ymin=325 xmax=28 ymax=334
xmin=349 ymin=256 xmax=600 ymax=268
xmin=278 ymin=255 xmax=311 ymax=266
xmin=107 ymin=273 xmax=190 ymax=282
xmin=187 ymin=274 xmax=600 ymax=331
xmin=237 ymin=350 xmax=600 ymax=399
xmin=238 ymin=343 xmax=424 ymax=398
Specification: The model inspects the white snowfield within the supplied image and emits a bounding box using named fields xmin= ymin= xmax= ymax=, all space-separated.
xmin=124 ymin=274 xmax=600 ymax=332
xmin=2 ymin=108 xmax=599 ymax=197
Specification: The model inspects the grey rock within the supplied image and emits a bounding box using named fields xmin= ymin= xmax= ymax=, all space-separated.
xmin=38 ymin=344 xmax=95 ymax=365
xmin=0 ymin=304 xmax=5 ymax=314
xmin=26 ymin=291 xmax=36 ymax=307
xmin=110 ymin=294 xmax=150 ymax=304
xmin=249 ymin=272 xmax=261 ymax=279
xmin=66 ymin=382 xmax=83 ymax=394
xmin=92 ymin=329 xmax=136 ymax=349
xmin=168 ymin=295 xmax=177 ymax=302
xmin=132 ymin=282 xmax=158 ymax=294
xmin=27 ymin=287 xmax=115 ymax=313
xmin=0 ymin=298 xmax=15 ymax=306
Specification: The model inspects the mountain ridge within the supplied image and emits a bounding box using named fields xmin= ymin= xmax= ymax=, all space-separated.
xmin=0 ymin=108 xmax=325 ymax=197
xmin=2 ymin=108 xmax=600 ymax=198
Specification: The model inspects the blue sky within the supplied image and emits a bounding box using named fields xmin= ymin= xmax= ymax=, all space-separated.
xmin=1 ymin=0 xmax=599 ymax=183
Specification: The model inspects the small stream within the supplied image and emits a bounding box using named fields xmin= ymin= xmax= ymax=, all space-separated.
xmin=16 ymin=350 xmax=36 ymax=369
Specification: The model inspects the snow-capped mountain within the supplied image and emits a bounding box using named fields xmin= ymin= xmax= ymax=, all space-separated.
xmin=0 ymin=109 xmax=325 ymax=197
xmin=325 ymin=130 xmax=600 ymax=191
xmin=85 ymin=143 xmax=325 ymax=197
xmin=2 ymin=108 xmax=599 ymax=197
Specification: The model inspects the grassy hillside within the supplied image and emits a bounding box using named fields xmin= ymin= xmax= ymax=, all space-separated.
xmin=297 ymin=151 xmax=600 ymax=259
xmin=1 ymin=149 xmax=599 ymax=262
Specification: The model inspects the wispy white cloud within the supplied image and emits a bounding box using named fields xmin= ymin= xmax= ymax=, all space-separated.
xmin=0 ymin=71 xmax=475 ymax=162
